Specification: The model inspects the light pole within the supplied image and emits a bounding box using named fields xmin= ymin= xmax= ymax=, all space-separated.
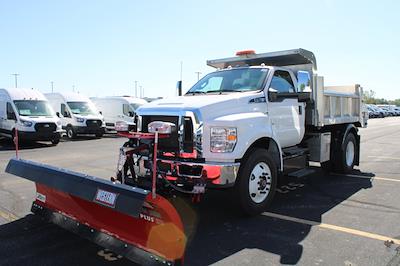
xmin=51 ymin=81 xmax=54 ymax=92
xmin=72 ymin=85 xmax=75 ymax=92
xmin=134 ymin=80 xmax=138 ymax=97
xmin=195 ymin=71 xmax=201 ymax=81
xmin=11 ymin=74 xmax=19 ymax=88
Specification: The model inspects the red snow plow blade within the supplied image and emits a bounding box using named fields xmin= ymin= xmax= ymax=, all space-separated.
xmin=5 ymin=158 xmax=186 ymax=265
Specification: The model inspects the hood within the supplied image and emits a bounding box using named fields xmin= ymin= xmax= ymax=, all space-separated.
xmin=137 ymin=91 xmax=265 ymax=120
xmin=19 ymin=115 xmax=60 ymax=123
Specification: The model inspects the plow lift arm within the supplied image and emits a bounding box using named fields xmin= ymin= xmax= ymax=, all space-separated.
xmin=5 ymin=122 xmax=189 ymax=265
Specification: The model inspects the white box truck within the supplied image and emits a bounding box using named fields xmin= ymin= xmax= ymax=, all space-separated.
xmin=129 ymin=48 xmax=368 ymax=215
xmin=0 ymin=88 xmax=63 ymax=144
xmin=45 ymin=92 xmax=105 ymax=139
xmin=91 ymin=96 xmax=147 ymax=131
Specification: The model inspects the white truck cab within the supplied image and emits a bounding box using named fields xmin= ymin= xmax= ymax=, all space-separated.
xmin=134 ymin=49 xmax=367 ymax=215
xmin=0 ymin=88 xmax=63 ymax=144
xmin=91 ymin=96 xmax=147 ymax=132
xmin=45 ymin=92 xmax=105 ymax=139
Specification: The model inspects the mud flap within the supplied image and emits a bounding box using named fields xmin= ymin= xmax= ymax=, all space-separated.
xmin=5 ymin=159 xmax=186 ymax=265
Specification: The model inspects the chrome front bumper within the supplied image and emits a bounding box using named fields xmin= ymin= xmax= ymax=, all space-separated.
xmin=135 ymin=156 xmax=240 ymax=188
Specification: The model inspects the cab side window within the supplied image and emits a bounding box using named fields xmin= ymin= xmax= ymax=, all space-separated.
xmin=61 ymin=104 xmax=70 ymax=117
xmin=123 ymin=104 xmax=130 ymax=116
xmin=7 ymin=102 xmax=16 ymax=120
xmin=270 ymin=70 xmax=296 ymax=93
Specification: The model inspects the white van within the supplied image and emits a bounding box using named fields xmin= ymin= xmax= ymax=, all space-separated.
xmin=0 ymin=88 xmax=63 ymax=144
xmin=45 ymin=92 xmax=105 ymax=139
xmin=91 ymin=96 xmax=147 ymax=131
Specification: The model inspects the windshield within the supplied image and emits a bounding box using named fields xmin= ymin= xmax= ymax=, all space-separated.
xmin=14 ymin=100 xmax=54 ymax=116
xmin=186 ymin=68 xmax=269 ymax=94
xmin=67 ymin=101 xmax=98 ymax=115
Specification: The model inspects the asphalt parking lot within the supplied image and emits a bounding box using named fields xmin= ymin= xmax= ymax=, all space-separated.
xmin=0 ymin=117 xmax=399 ymax=266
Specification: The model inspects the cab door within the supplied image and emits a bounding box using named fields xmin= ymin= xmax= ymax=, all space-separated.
xmin=3 ymin=102 xmax=18 ymax=136
xmin=61 ymin=103 xmax=72 ymax=127
xmin=267 ymin=70 xmax=305 ymax=148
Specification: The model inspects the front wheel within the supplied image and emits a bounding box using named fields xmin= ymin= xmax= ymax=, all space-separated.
xmin=51 ymin=137 xmax=60 ymax=145
xmin=66 ymin=127 xmax=76 ymax=139
xmin=234 ymin=148 xmax=278 ymax=216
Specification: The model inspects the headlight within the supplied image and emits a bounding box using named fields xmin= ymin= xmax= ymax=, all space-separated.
xmin=136 ymin=115 xmax=142 ymax=131
xmin=115 ymin=121 xmax=129 ymax=132
xmin=75 ymin=117 xmax=84 ymax=123
xmin=210 ymin=127 xmax=237 ymax=153
xmin=19 ymin=119 xmax=33 ymax=127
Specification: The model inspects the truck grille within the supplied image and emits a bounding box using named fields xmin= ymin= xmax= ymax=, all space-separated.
xmin=34 ymin=123 xmax=56 ymax=132
xmin=86 ymin=119 xmax=102 ymax=127
xmin=141 ymin=115 xmax=194 ymax=153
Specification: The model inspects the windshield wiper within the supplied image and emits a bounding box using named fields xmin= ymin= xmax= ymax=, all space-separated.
xmin=205 ymin=89 xmax=245 ymax=94
xmin=187 ymin=91 xmax=206 ymax=95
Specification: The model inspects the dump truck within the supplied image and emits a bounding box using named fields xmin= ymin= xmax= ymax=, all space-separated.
xmin=5 ymin=48 xmax=368 ymax=265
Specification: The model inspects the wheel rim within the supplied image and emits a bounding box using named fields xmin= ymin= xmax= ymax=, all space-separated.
xmin=345 ymin=140 xmax=355 ymax=167
xmin=248 ymin=162 xmax=272 ymax=203
xmin=67 ymin=129 xmax=73 ymax=138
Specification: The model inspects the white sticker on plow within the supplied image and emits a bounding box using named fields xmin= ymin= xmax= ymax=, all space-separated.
xmin=94 ymin=189 xmax=118 ymax=207
xmin=36 ymin=192 xmax=46 ymax=203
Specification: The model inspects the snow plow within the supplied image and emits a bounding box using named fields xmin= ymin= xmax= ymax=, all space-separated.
xmin=5 ymin=122 xmax=199 ymax=265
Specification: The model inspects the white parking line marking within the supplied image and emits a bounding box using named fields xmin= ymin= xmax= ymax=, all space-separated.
xmin=0 ymin=209 xmax=18 ymax=222
xmin=368 ymin=155 xmax=400 ymax=161
xmin=262 ymin=212 xmax=400 ymax=245
xmin=336 ymin=174 xmax=400 ymax=183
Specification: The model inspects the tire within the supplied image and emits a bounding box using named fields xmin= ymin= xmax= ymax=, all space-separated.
xmin=95 ymin=132 xmax=104 ymax=138
xmin=66 ymin=127 xmax=76 ymax=139
xmin=234 ymin=148 xmax=278 ymax=216
xmin=51 ymin=138 xmax=60 ymax=145
xmin=335 ymin=132 xmax=357 ymax=173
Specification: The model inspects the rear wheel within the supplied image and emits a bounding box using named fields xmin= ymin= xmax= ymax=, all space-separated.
xmin=336 ymin=132 xmax=357 ymax=173
xmin=234 ymin=148 xmax=277 ymax=216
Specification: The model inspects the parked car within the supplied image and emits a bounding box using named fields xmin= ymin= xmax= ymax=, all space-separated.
xmin=370 ymin=105 xmax=386 ymax=118
xmin=367 ymin=106 xmax=379 ymax=118
xmin=0 ymin=88 xmax=63 ymax=144
xmin=393 ymin=107 xmax=400 ymax=116
xmin=45 ymin=92 xmax=105 ymax=139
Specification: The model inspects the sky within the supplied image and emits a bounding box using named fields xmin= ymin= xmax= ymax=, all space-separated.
xmin=0 ymin=0 xmax=399 ymax=99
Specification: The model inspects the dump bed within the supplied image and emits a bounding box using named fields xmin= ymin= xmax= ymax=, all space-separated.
xmin=313 ymin=77 xmax=364 ymax=127
xmin=207 ymin=48 xmax=366 ymax=128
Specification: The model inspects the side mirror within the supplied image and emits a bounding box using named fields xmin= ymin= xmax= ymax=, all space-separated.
xmin=56 ymin=112 xmax=60 ymax=118
xmin=297 ymin=71 xmax=311 ymax=92
xmin=99 ymin=111 xmax=102 ymax=115
xmin=64 ymin=111 xmax=70 ymax=118
xmin=128 ymin=111 xmax=134 ymax=117
xmin=268 ymin=88 xmax=278 ymax=102
xmin=298 ymin=92 xmax=312 ymax=102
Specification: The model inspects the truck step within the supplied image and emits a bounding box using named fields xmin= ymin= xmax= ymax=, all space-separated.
xmin=282 ymin=146 xmax=308 ymax=159
xmin=287 ymin=168 xmax=315 ymax=178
